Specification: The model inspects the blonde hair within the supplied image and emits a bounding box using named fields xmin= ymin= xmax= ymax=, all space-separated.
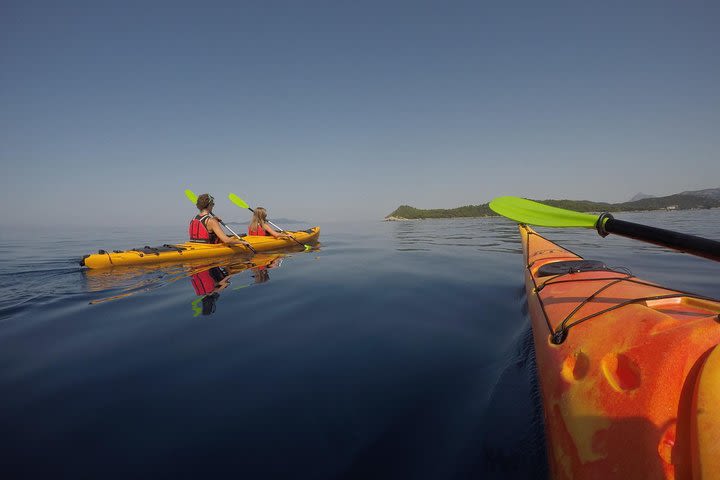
xmin=249 ymin=207 xmax=267 ymax=229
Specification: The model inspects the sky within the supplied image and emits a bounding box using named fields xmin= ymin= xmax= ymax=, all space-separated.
xmin=1 ymin=1 xmax=719 ymax=226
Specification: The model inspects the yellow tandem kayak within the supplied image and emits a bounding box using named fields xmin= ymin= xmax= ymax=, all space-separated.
xmin=80 ymin=226 xmax=320 ymax=269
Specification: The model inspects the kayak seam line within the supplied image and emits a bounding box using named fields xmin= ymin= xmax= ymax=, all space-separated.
xmin=561 ymin=293 xmax=720 ymax=333
xmin=544 ymin=273 xmax=719 ymax=341
xmin=543 ymin=275 xmax=720 ymax=302
xmin=526 ymin=230 xmax=556 ymax=336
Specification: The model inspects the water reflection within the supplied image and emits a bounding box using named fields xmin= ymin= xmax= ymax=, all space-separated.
xmin=190 ymin=254 xmax=285 ymax=317
xmin=389 ymin=218 xmax=523 ymax=253
xmin=83 ymin=252 xmax=293 ymax=309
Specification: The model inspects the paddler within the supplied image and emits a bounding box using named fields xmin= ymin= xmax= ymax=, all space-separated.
xmin=189 ymin=193 xmax=253 ymax=247
xmin=247 ymin=207 xmax=291 ymax=239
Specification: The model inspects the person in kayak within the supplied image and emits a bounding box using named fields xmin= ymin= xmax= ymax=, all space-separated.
xmin=189 ymin=193 xmax=253 ymax=247
xmin=247 ymin=207 xmax=291 ymax=239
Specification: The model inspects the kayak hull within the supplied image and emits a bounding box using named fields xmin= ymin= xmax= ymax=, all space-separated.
xmin=81 ymin=227 xmax=319 ymax=269
xmin=520 ymin=225 xmax=720 ymax=479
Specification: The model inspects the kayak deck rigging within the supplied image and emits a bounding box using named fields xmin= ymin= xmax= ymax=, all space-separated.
xmin=524 ymin=227 xmax=720 ymax=345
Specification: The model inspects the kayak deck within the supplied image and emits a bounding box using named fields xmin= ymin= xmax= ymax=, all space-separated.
xmin=520 ymin=224 xmax=720 ymax=479
xmin=81 ymin=226 xmax=320 ymax=269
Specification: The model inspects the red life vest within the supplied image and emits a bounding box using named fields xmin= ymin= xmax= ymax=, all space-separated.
xmin=189 ymin=214 xmax=218 ymax=243
xmin=248 ymin=223 xmax=266 ymax=236
xmin=191 ymin=269 xmax=217 ymax=295
xmin=190 ymin=267 xmax=228 ymax=295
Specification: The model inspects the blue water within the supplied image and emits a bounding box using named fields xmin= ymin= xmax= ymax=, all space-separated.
xmin=1 ymin=211 xmax=719 ymax=479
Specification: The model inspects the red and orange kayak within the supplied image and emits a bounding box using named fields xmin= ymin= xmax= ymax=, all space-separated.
xmin=520 ymin=225 xmax=720 ymax=479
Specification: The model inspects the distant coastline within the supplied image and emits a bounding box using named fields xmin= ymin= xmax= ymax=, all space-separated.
xmin=384 ymin=188 xmax=720 ymax=220
xmin=226 ymin=218 xmax=306 ymax=226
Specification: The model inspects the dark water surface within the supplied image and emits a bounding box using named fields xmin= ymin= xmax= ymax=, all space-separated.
xmin=1 ymin=211 xmax=719 ymax=479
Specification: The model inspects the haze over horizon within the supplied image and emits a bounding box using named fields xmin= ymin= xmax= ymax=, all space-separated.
xmin=2 ymin=2 xmax=718 ymax=227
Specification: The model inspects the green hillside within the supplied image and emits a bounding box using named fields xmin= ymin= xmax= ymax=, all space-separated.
xmin=386 ymin=204 xmax=494 ymax=219
xmin=385 ymin=193 xmax=720 ymax=220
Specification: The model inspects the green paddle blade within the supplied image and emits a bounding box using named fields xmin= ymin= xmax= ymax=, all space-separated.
xmin=191 ymin=297 xmax=202 ymax=317
xmin=489 ymin=196 xmax=600 ymax=228
xmin=185 ymin=189 xmax=198 ymax=204
xmin=228 ymin=193 xmax=250 ymax=209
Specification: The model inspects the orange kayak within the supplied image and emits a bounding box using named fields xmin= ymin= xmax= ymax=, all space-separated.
xmin=520 ymin=225 xmax=720 ymax=479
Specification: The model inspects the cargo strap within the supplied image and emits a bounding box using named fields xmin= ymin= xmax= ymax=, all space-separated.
xmin=131 ymin=244 xmax=187 ymax=256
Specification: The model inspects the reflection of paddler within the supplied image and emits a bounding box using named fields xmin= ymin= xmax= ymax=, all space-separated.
xmin=190 ymin=266 xmax=230 ymax=296
xmin=191 ymin=292 xmax=220 ymax=316
xmin=250 ymin=256 xmax=283 ymax=284
xmin=189 ymin=254 xmax=285 ymax=316
xmin=190 ymin=266 xmax=230 ymax=316
xmin=188 ymin=253 xmax=284 ymax=278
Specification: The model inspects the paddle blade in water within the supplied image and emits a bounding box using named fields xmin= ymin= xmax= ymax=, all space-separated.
xmin=185 ymin=189 xmax=198 ymax=204
xmin=489 ymin=196 xmax=599 ymax=228
xmin=228 ymin=193 xmax=250 ymax=209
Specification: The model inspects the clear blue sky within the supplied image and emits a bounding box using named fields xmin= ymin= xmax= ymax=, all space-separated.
xmin=2 ymin=1 xmax=718 ymax=226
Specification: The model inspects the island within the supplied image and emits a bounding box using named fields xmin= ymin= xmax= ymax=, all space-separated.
xmin=384 ymin=188 xmax=720 ymax=220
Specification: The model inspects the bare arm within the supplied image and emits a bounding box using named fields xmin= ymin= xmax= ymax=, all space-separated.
xmin=263 ymin=223 xmax=291 ymax=239
xmin=207 ymin=218 xmax=249 ymax=245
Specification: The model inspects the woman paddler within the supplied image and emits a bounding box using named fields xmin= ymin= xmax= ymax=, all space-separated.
xmin=247 ymin=207 xmax=291 ymax=239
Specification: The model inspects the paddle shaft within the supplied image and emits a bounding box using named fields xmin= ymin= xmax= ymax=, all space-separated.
xmin=214 ymin=215 xmax=257 ymax=253
xmin=192 ymin=206 xmax=255 ymax=253
xmin=605 ymin=218 xmax=720 ymax=261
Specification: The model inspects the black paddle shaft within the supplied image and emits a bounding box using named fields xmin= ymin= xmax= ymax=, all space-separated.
xmin=605 ymin=218 xmax=720 ymax=261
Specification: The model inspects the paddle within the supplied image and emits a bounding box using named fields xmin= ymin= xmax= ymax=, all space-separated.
xmin=184 ymin=189 xmax=256 ymax=253
xmin=228 ymin=193 xmax=311 ymax=251
xmin=489 ymin=196 xmax=720 ymax=262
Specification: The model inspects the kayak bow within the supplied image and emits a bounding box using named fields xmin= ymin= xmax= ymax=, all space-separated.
xmin=520 ymin=225 xmax=720 ymax=479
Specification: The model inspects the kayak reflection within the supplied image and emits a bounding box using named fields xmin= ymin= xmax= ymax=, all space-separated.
xmin=190 ymin=254 xmax=284 ymax=317
xmin=83 ymin=252 xmax=291 ymax=306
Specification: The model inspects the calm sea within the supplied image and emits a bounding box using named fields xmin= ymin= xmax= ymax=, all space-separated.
xmin=1 ymin=210 xmax=719 ymax=479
